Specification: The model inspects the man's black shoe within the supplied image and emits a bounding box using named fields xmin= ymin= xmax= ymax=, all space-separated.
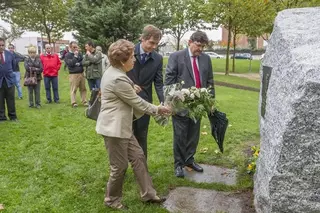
xmin=175 ymin=166 xmax=184 ymax=178
xmin=186 ymin=162 xmax=203 ymax=172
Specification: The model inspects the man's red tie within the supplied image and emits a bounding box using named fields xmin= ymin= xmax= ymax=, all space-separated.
xmin=0 ymin=53 xmax=4 ymax=64
xmin=192 ymin=56 xmax=201 ymax=88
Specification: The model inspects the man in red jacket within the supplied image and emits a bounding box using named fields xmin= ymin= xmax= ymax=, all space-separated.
xmin=40 ymin=44 xmax=61 ymax=103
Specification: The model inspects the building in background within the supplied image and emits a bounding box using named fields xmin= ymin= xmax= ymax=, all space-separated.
xmin=12 ymin=37 xmax=69 ymax=55
xmin=221 ymin=27 xmax=265 ymax=49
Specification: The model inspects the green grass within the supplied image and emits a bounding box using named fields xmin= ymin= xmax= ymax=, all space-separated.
xmin=163 ymin=57 xmax=261 ymax=73
xmin=0 ymin=63 xmax=259 ymax=212
xmin=214 ymin=74 xmax=260 ymax=89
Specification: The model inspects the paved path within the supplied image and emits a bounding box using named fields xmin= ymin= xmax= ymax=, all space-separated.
xmin=215 ymin=72 xmax=260 ymax=81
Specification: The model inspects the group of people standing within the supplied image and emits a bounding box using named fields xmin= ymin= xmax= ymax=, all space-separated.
xmin=0 ymin=38 xmax=110 ymax=120
xmin=0 ymin=24 xmax=215 ymax=210
xmin=95 ymin=25 xmax=215 ymax=210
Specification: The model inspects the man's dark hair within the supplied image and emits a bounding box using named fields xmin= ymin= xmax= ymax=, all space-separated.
xmin=190 ymin=31 xmax=209 ymax=44
xmin=69 ymin=41 xmax=77 ymax=46
xmin=141 ymin=25 xmax=162 ymax=40
xmin=8 ymin=44 xmax=14 ymax=48
xmin=0 ymin=38 xmax=5 ymax=43
xmin=85 ymin=40 xmax=95 ymax=48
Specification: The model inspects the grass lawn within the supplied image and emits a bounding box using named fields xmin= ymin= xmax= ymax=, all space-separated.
xmin=163 ymin=57 xmax=260 ymax=73
xmin=0 ymin=63 xmax=260 ymax=212
xmin=214 ymin=74 xmax=260 ymax=89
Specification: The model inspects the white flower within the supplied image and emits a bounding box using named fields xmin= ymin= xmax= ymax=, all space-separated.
xmin=200 ymin=88 xmax=208 ymax=93
xmin=194 ymin=90 xmax=200 ymax=98
xmin=190 ymin=94 xmax=195 ymax=99
xmin=181 ymin=88 xmax=190 ymax=96
xmin=190 ymin=86 xmax=196 ymax=90
xmin=181 ymin=80 xmax=185 ymax=85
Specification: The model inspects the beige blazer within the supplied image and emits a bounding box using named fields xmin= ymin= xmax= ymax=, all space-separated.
xmin=96 ymin=66 xmax=158 ymax=139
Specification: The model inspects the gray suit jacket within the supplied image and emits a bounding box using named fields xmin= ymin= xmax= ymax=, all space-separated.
xmin=165 ymin=48 xmax=214 ymax=95
xmin=96 ymin=66 xmax=158 ymax=139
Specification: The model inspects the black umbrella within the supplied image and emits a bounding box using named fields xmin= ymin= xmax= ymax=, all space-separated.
xmin=208 ymin=110 xmax=228 ymax=153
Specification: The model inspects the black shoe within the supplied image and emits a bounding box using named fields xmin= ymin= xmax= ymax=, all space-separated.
xmin=10 ymin=118 xmax=18 ymax=122
xmin=54 ymin=101 xmax=60 ymax=104
xmin=29 ymin=105 xmax=34 ymax=108
xmin=175 ymin=166 xmax=184 ymax=178
xmin=186 ymin=162 xmax=203 ymax=172
xmin=46 ymin=100 xmax=52 ymax=104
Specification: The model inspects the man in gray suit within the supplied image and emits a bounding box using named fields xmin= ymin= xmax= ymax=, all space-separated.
xmin=165 ymin=31 xmax=215 ymax=178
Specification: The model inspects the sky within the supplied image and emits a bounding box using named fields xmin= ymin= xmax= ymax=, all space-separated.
xmin=0 ymin=20 xmax=222 ymax=42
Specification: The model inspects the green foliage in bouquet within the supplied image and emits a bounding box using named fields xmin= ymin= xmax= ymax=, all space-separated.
xmin=154 ymin=82 xmax=215 ymax=125
xmin=180 ymin=86 xmax=215 ymax=121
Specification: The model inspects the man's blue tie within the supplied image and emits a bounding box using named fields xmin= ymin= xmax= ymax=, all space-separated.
xmin=141 ymin=53 xmax=147 ymax=64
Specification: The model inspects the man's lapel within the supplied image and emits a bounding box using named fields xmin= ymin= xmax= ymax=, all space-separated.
xmin=134 ymin=43 xmax=143 ymax=65
xmin=184 ymin=49 xmax=195 ymax=84
xmin=198 ymin=53 xmax=206 ymax=85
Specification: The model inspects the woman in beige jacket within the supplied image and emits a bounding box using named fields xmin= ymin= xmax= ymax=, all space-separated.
xmin=96 ymin=39 xmax=170 ymax=210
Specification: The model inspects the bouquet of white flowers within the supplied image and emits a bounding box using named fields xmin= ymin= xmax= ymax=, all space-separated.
xmin=154 ymin=81 xmax=215 ymax=125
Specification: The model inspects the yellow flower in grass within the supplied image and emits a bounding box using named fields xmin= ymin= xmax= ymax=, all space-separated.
xmin=247 ymin=164 xmax=253 ymax=170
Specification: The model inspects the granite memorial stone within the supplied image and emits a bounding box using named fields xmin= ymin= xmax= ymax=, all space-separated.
xmin=254 ymin=7 xmax=320 ymax=213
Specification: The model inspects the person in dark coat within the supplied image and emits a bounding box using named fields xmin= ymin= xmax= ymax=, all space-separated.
xmin=0 ymin=37 xmax=18 ymax=121
xmin=165 ymin=31 xmax=215 ymax=178
xmin=126 ymin=25 xmax=164 ymax=159
xmin=24 ymin=46 xmax=43 ymax=108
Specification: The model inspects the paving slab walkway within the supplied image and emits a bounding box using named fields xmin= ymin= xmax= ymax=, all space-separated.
xmin=215 ymin=72 xmax=260 ymax=81
xmin=183 ymin=164 xmax=237 ymax=186
xmin=164 ymin=187 xmax=242 ymax=213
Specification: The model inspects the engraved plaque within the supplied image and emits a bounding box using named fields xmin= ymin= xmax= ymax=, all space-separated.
xmin=261 ymin=66 xmax=272 ymax=118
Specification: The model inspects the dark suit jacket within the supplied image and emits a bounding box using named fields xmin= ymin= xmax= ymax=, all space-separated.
xmin=127 ymin=43 xmax=164 ymax=103
xmin=165 ymin=48 xmax=215 ymax=96
xmin=0 ymin=50 xmax=15 ymax=88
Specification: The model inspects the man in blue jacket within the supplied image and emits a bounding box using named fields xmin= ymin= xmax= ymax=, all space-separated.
xmin=0 ymin=38 xmax=17 ymax=121
xmin=126 ymin=25 xmax=164 ymax=159
xmin=8 ymin=44 xmax=25 ymax=99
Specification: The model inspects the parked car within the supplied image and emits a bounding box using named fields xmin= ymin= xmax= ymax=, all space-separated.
xmin=231 ymin=53 xmax=252 ymax=60
xmin=205 ymin=52 xmax=224 ymax=59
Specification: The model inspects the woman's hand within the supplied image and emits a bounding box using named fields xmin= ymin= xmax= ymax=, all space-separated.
xmin=133 ymin=84 xmax=142 ymax=93
xmin=157 ymin=105 xmax=171 ymax=115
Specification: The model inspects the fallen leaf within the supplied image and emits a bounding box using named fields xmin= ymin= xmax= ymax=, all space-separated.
xmin=214 ymin=149 xmax=220 ymax=154
xmin=201 ymin=131 xmax=208 ymax=135
xmin=203 ymin=125 xmax=207 ymax=129
xmin=185 ymin=166 xmax=193 ymax=172
xmin=200 ymin=147 xmax=208 ymax=153
xmin=0 ymin=204 xmax=4 ymax=211
xmin=228 ymin=124 xmax=233 ymax=127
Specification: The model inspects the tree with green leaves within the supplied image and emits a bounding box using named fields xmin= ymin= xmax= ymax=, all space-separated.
xmin=69 ymin=0 xmax=146 ymax=51
xmin=6 ymin=0 xmax=72 ymax=44
xmin=0 ymin=0 xmax=25 ymax=12
xmin=165 ymin=0 xmax=203 ymax=51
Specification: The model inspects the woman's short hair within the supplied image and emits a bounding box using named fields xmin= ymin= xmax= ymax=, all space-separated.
xmin=28 ymin=46 xmax=37 ymax=53
xmin=108 ymin=39 xmax=134 ymax=67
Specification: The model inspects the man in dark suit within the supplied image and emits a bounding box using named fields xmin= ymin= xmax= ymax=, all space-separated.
xmin=165 ymin=31 xmax=215 ymax=177
xmin=127 ymin=25 xmax=164 ymax=159
xmin=0 ymin=38 xmax=18 ymax=121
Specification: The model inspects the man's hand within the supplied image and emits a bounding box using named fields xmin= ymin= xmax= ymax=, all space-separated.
xmin=133 ymin=84 xmax=142 ymax=93
xmin=86 ymin=51 xmax=91 ymax=55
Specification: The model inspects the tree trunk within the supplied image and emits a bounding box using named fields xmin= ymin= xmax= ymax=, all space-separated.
xmin=232 ymin=29 xmax=237 ymax=73
xmin=176 ymin=37 xmax=180 ymax=51
xmin=225 ymin=19 xmax=232 ymax=75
